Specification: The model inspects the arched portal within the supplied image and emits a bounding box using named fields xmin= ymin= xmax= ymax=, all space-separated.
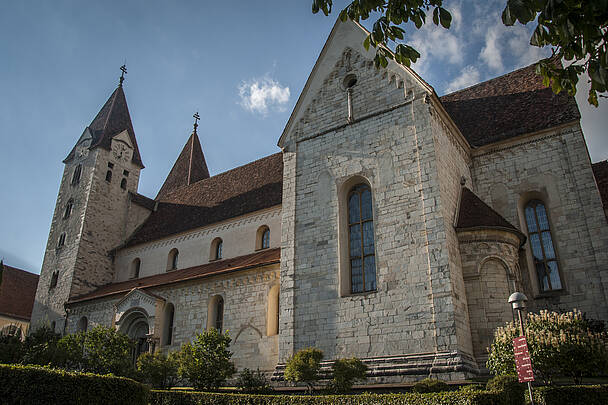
xmin=119 ymin=310 xmax=150 ymax=361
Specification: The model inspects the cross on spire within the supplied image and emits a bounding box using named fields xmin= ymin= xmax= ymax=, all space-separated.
xmin=119 ymin=64 xmax=127 ymax=87
xmin=193 ymin=112 xmax=200 ymax=134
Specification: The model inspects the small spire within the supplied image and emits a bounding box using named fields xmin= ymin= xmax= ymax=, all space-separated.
xmin=119 ymin=64 xmax=127 ymax=87
xmin=193 ymin=112 xmax=200 ymax=134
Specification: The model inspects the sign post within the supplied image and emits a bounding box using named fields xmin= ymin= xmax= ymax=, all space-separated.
xmin=508 ymin=292 xmax=535 ymax=405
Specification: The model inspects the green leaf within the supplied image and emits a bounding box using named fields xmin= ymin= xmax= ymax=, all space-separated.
xmin=502 ymin=5 xmax=516 ymax=26
xmin=432 ymin=7 xmax=439 ymax=26
xmin=363 ymin=35 xmax=371 ymax=51
xmin=439 ymin=7 xmax=452 ymax=29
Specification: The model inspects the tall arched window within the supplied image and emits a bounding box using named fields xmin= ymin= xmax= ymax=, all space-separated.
xmin=524 ymin=200 xmax=562 ymax=292
xmin=63 ymin=199 xmax=73 ymax=219
xmin=210 ymin=238 xmax=223 ymax=260
xmin=71 ymin=164 xmax=82 ymax=185
xmin=163 ymin=303 xmax=175 ymax=346
xmin=130 ymin=258 xmax=141 ymax=279
xmin=348 ymin=184 xmax=376 ymax=293
xmin=167 ymin=249 xmax=179 ymax=271
xmin=77 ymin=316 xmax=88 ymax=333
xmin=256 ymin=226 xmax=270 ymax=250
xmin=207 ymin=295 xmax=224 ymax=333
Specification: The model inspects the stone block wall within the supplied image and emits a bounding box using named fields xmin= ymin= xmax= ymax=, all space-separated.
xmin=471 ymin=124 xmax=608 ymax=321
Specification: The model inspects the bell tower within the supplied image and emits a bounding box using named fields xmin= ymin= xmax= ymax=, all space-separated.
xmin=30 ymin=66 xmax=144 ymax=332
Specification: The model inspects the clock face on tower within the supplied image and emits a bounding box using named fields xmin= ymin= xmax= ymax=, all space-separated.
xmin=112 ymin=141 xmax=132 ymax=162
xmin=76 ymin=138 xmax=91 ymax=160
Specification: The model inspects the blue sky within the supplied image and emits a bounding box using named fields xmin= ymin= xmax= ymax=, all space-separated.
xmin=1 ymin=1 xmax=607 ymax=273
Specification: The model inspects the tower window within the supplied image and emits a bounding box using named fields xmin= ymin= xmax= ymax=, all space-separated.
xmin=524 ymin=200 xmax=562 ymax=292
xmin=123 ymin=170 xmax=129 ymax=176
xmin=49 ymin=271 xmax=59 ymax=289
xmin=107 ymin=162 xmax=114 ymax=169
xmin=71 ymin=165 xmax=82 ymax=185
xmin=348 ymin=184 xmax=376 ymax=293
xmin=57 ymin=233 xmax=66 ymax=248
xmin=63 ymin=199 xmax=73 ymax=219
xmin=105 ymin=170 xmax=113 ymax=183
xmin=120 ymin=178 xmax=127 ymax=189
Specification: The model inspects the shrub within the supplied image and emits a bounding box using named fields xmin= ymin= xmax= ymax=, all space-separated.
xmin=235 ymin=367 xmax=272 ymax=394
xmin=459 ymin=384 xmax=483 ymax=392
xmin=329 ymin=357 xmax=368 ymax=393
xmin=149 ymin=390 xmax=508 ymax=405
xmin=21 ymin=325 xmax=64 ymax=366
xmin=137 ymin=351 xmax=179 ymax=389
xmin=0 ymin=333 xmax=24 ymax=364
xmin=412 ymin=377 xmax=450 ymax=393
xmin=0 ymin=363 xmax=149 ymax=405
xmin=284 ymin=347 xmax=324 ymax=393
xmin=533 ymin=385 xmax=608 ymax=405
xmin=486 ymin=375 xmax=524 ymax=405
xmin=487 ymin=309 xmax=608 ymax=384
xmin=56 ymin=325 xmax=135 ymax=377
xmin=177 ymin=328 xmax=236 ymax=390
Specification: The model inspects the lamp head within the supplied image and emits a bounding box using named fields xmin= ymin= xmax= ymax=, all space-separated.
xmin=508 ymin=292 xmax=528 ymax=310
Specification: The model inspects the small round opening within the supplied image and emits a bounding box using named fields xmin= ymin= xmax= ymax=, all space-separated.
xmin=343 ymin=74 xmax=357 ymax=89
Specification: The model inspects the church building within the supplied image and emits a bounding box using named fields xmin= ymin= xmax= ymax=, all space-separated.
xmin=30 ymin=20 xmax=608 ymax=382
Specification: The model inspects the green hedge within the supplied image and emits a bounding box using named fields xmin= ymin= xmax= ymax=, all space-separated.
xmin=150 ymin=390 xmax=507 ymax=405
xmin=533 ymin=385 xmax=608 ymax=405
xmin=0 ymin=363 xmax=149 ymax=405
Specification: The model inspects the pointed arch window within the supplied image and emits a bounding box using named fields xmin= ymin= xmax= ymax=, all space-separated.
xmin=71 ymin=164 xmax=82 ymax=185
xmin=524 ymin=200 xmax=562 ymax=292
xmin=348 ymin=184 xmax=376 ymax=293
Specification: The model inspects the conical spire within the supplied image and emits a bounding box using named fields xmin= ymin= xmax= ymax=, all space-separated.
xmin=156 ymin=124 xmax=210 ymax=200
xmin=64 ymin=68 xmax=143 ymax=167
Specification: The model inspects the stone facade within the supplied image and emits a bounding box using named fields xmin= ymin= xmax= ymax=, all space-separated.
xmin=30 ymin=19 xmax=608 ymax=385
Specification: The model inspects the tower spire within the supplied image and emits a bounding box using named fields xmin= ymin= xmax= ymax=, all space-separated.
xmin=119 ymin=64 xmax=127 ymax=87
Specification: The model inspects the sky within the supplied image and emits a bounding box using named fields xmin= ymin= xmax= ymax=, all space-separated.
xmin=1 ymin=1 xmax=607 ymax=273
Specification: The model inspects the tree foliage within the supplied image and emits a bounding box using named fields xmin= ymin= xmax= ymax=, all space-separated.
xmin=284 ymin=347 xmax=324 ymax=393
xmin=313 ymin=0 xmax=608 ymax=105
xmin=329 ymin=357 xmax=368 ymax=393
xmin=487 ymin=309 xmax=608 ymax=384
xmin=235 ymin=368 xmax=273 ymax=394
xmin=136 ymin=351 xmax=179 ymax=389
xmin=177 ymin=328 xmax=236 ymax=390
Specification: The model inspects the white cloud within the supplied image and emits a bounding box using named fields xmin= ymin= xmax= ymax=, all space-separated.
xmin=507 ymin=26 xmax=548 ymax=69
xmin=480 ymin=25 xmax=505 ymax=72
xmin=445 ymin=65 xmax=481 ymax=93
xmin=238 ymin=77 xmax=290 ymax=115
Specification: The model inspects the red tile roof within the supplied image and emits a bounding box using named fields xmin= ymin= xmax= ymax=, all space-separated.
xmin=456 ymin=187 xmax=524 ymax=243
xmin=440 ymin=60 xmax=580 ymax=147
xmin=67 ymin=248 xmax=280 ymax=304
xmin=0 ymin=264 xmax=39 ymax=321
xmin=592 ymin=160 xmax=608 ymax=212
xmin=64 ymin=86 xmax=144 ymax=167
xmin=156 ymin=132 xmax=210 ymax=199
xmin=129 ymin=192 xmax=156 ymax=211
xmin=126 ymin=152 xmax=283 ymax=247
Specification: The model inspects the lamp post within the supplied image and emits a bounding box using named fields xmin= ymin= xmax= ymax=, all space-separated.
xmin=508 ymin=292 xmax=534 ymax=405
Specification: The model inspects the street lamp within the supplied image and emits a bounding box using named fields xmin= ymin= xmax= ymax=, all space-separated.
xmin=508 ymin=292 xmax=534 ymax=405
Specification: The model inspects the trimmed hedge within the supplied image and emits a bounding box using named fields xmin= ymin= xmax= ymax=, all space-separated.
xmin=533 ymin=385 xmax=608 ymax=405
xmin=0 ymin=363 xmax=149 ymax=405
xmin=150 ymin=390 xmax=507 ymax=405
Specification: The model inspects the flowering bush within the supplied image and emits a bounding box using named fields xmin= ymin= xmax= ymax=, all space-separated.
xmin=487 ymin=309 xmax=608 ymax=384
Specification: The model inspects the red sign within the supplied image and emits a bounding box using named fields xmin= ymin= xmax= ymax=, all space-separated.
xmin=513 ymin=336 xmax=535 ymax=382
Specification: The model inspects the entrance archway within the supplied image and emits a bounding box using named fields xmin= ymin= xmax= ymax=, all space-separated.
xmin=118 ymin=309 xmax=150 ymax=362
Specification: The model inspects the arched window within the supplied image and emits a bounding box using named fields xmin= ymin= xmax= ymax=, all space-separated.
xmin=71 ymin=164 xmax=82 ymax=185
xmin=130 ymin=258 xmax=141 ymax=279
xmin=162 ymin=303 xmax=175 ymax=346
xmin=256 ymin=226 xmax=271 ymax=250
xmin=167 ymin=248 xmax=179 ymax=271
xmin=57 ymin=233 xmax=66 ymax=248
xmin=267 ymin=285 xmax=280 ymax=336
xmin=105 ymin=170 xmax=113 ymax=183
xmin=77 ymin=316 xmax=88 ymax=333
xmin=348 ymin=184 xmax=376 ymax=293
xmin=49 ymin=271 xmax=59 ymax=289
xmin=210 ymin=238 xmax=223 ymax=260
xmin=524 ymin=200 xmax=562 ymax=291
xmin=63 ymin=199 xmax=73 ymax=219
xmin=207 ymin=295 xmax=224 ymax=333
xmin=120 ymin=178 xmax=127 ymax=190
